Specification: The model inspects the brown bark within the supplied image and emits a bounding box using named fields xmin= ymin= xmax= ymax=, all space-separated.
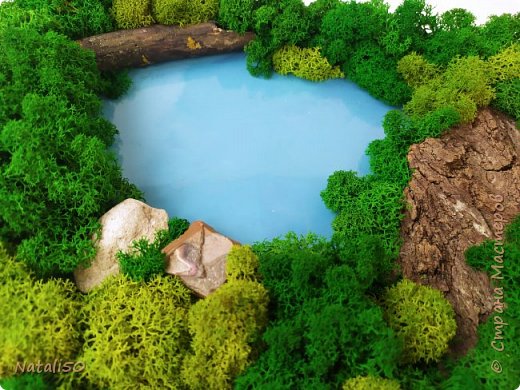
xmin=399 ymin=108 xmax=520 ymax=354
xmin=78 ymin=23 xmax=255 ymax=71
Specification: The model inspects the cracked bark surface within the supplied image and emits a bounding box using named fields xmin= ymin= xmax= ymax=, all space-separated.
xmin=78 ymin=23 xmax=255 ymax=71
xmin=399 ymin=108 xmax=520 ymax=354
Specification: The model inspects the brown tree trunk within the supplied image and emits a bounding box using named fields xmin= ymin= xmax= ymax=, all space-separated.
xmin=78 ymin=23 xmax=255 ymax=72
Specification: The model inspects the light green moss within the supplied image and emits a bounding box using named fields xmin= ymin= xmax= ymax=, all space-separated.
xmin=226 ymin=244 xmax=260 ymax=282
xmin=343 ymin=375 xmax=401 ymax=390
xmin=383 ymin=279 xmax=457 ymax=364
xmin=112 ymin=0 xmax=154 ymax=29
xmin=0 ymin=245 xmax=81 ymax=378
xmin=79 ymin=274 xmax=193 ymax=389
xmin=182 ymin=279 xmax=269 ymax=389
xmin=273 ymin=45 xmax=344 ymax=82
xmin=152 ymin=0 xmax=219 ymax=26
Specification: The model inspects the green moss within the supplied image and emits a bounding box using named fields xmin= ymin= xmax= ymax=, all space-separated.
xmin=343 ymin=375 xmax=401 ymax=390
xmin=0 ymin=0 xmax=114 ymax=39
xmin=400 ymin=46 xmax=519 ymax=124
xmin=79 ymin=274 xmax=193 ymax=389
xmin=117 ymin=217 xmax=190 ymax=282
xmin=112 ymin=0 xmax=154 ymax=29
xmin=0 ymin=27 xmax=142 ymax=276
xmin=182 ymin=279 xmax=269 ymax=389
xmin=330 ymin=180 xmax=405 ymax=258
xmin=0 ymin=246 xmax=81 ymax=378
xmin=218 ymin=0 xmax=258 ymax=33
xmin=0 ymin=373 xmax=53 ymax=390
xmin=226 ymin=244 xmax=260 ymax=282
xmin=382 ymin=279 xmax=457 ymax=364
xmin=235 ymin=234 xmax=401 ymax=388
xmin=273 ymin=45 xmax=344 ymax=82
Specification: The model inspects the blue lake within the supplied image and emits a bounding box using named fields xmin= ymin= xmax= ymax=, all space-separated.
xmin=104 ymin=53 xmax=391 ymax=243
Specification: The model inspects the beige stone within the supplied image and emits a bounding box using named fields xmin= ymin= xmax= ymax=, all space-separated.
xmin=74 ymin=199 xmax=168 ymax=292
xmin=162 ymin=221 xmax=239 ymax=297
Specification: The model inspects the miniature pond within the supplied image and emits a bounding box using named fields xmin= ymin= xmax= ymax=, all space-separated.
xmin=104 ymin=52 xmax=391 ymax=243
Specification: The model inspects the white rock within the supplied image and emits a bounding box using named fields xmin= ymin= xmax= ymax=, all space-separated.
xmin=74 ymin=199 xmax=168 ymax=293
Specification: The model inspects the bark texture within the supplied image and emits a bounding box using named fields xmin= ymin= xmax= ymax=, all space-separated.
xmin=78 ymin=23 xmax=254 ymax=71
xmin=399 ymin=108 xmax=520 ymax=354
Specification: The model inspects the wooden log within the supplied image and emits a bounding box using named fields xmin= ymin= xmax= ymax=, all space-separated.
xmin=78 ymin=22 xmax=255 ymax=71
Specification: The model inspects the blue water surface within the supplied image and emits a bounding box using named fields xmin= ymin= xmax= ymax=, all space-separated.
xmin=104 ymin=53 xmax=391 ymax=243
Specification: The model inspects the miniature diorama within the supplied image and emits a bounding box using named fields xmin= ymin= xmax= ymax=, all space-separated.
xmin=0 ymin=0 xmax=518 ymax=389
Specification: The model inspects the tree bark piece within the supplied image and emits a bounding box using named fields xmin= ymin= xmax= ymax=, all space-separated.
xmin=78 ymin=23 xmax=255 ymax=71
xmin=399 ymin=108 xmax=520 ymax=354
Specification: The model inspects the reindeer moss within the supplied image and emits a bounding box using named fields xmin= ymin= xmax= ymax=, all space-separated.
xmin=273 ymin=45 xmax=344 ymax=82
xmin=79 ymin=274 xmax=193 ymax=389
xmin=181 ymin=245 xmax=268 ymax=389
xmin=343 ymin=375 xmax=401 ymax=390
xmin=383 ymin=279 xmax=457 ymax=364
xmin=0 ymin=246 xmax=81 ymax=378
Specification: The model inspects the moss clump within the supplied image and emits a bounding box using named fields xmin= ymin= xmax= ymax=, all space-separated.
xmin=0 ymin=373 xmax=53 ymax=390
xmin=343 ymin=375 xmax=401 ymax=390
xmin=226 ymin=244 xmax=260 ymax=281
xmin=399 ymin=45 xmax=520 ymax=123
xmin=152 ymin=0 xmax=219 ymax=26
xmin=273 ymin=45 xmax=344 ymax=82
xmin=383 ymin=279 xmax=457 ymax=364
xmin=0 ymin=245 xmax=81 ymax=378
xmin=79 ymin=274 xmax=193 ymax=389
xmin=181 ymin=245 xmax=269 ymax=389
xmin=117 ymin=217 xmax=190 ymax=282
xmin=112 ymin=0 xmax=154 ymax=29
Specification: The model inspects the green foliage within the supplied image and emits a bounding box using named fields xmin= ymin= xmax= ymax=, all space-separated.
xmin=316 ymin=0 xmax=390 ymax=65
xmin=0 ymin=373 xmax=53 ymax=390
xmin=245 ymin=0 xmax=312 ymax=77
xmin=0 ymin=28 xmax=142 ymax=275
xmin=390 ymin=0 xmax=437 ymax=53
xmin=401 ymin=53 xmax=499 ymax=123
xmin=182 ymin=279 xmax=269 ymax=390
xmin=152 ymin=0 xmax=219 ymax=26
xmin=226 ymin=244 xmax=260 ymax=282
xmin=329 ymin=179 xmax=405 ymax=258
xmin=168 ymin=217 xmax=190 ymax=240
xmin=273 ymin=45 xmax=344 ymax=82
xmin=79 ymin=274 xmax=193 ymax=389
xmin=0 ymin=2 xmax=54 ymax=34
xmin=236 ymin=234 xmax=401 ymax=388
xmin=493 ymin=78 xmax=520 ymax=122
xmin=480 ymin=13 xmax=520 ymax=56
xmin=112 ymin=0 xmax=154 ymax=29
xmin=117 ymin=234 xmax=166 ymax=282
xmin=180 ymin=244 xmax=267 ymax=389
xmin=383 ymin=279 xmax=457 ymax=364
xmin=2 ymin=0 xmax=114 ymax=39
xmin=117 ymin=217 xmax=190 ymax=281
xmin=487 ymin=44 xmax=520 ymax=83
xmin=343 ymin=375 xmax=401 ymax=390
xmin=345 ymin=42 xmax=411 ymax=106
xmin=397 ymin=52 xmax=439 ymax=88
xmin=0 ymin=247 xmax=81 ymax=378
xmin=439 ymin=8 xmax=476 ymax=31
xmin=321 ymin=170 xmax=370 ymax=214
xmin=99 ymin=70 xmax=133 ymax=100
xmin=218 ymin=0 xmax=259 ymax=33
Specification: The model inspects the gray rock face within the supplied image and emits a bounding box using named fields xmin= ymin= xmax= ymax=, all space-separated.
xmin=74 ymin=199 xmax=168 ymax=293
xmin=162 ymin=221 xmax=239 ymax=297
